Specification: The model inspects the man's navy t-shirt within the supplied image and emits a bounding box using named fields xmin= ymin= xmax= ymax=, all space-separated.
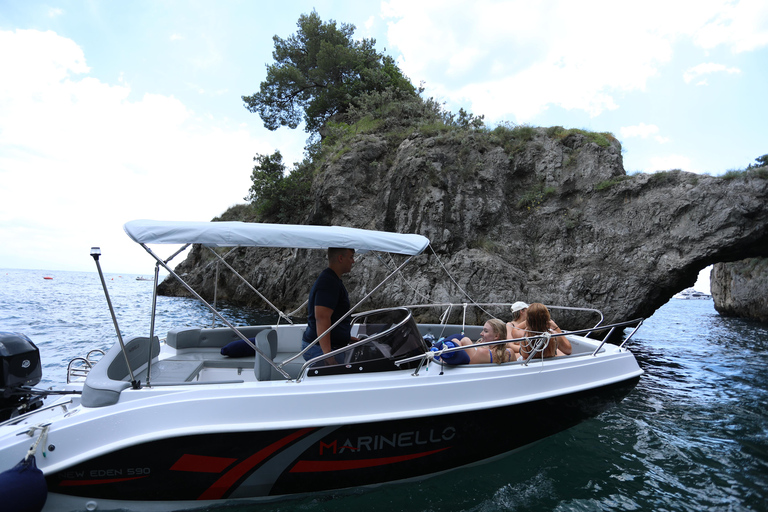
xmin=302 ymin=267 xmax=351 ymax=350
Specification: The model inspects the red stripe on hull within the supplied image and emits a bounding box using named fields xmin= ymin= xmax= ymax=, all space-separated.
xmin=197 ymin=428 xmax=314 ymax=500
xmin=290 ymin=447 xmax=449 ymax=472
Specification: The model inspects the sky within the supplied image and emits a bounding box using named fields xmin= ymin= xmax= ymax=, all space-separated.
xmin=1 ymin=1 xmax=766 ymax=288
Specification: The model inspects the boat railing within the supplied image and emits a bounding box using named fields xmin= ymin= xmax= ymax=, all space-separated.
xmin=394 ymin=317 xmax=644 ymax=369
xmin=402 ymin=302 xmax=605 ymax=336
xmin=66 ymin=349 xmax=105 ymax=383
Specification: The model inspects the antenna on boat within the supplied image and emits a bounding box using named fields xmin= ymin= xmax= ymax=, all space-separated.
xmin=90 ymin=247 xmax=140 ymax=389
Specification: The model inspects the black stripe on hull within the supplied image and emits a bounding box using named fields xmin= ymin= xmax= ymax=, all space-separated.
xmin=47 ymin=376 xmax=639 ymax=501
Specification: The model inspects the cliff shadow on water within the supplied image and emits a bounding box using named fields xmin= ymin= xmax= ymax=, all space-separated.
xmin=158 ymin=123 xmax=768 ymax=329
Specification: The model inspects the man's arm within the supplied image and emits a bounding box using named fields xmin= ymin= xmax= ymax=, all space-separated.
xmin=315 ymin=305 xmax=335 ymax=355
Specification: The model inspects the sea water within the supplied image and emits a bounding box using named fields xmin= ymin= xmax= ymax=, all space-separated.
xmin=1 ymin=269 xmax=766 ymax=511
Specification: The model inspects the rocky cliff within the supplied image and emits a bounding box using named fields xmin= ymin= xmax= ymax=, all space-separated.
xmin=159 ymin=126 xmax=768 ymax=329
xmin=711 ymin=258 xmax=768 ymax=323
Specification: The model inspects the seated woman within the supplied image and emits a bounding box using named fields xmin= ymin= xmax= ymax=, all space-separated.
xmin=506 ymin=301 xmax=529 ymax=340
xmin=511 ymin=303 xmax=572 ymax=359
xmin=450 ymin=319 xmax=517 ymax=364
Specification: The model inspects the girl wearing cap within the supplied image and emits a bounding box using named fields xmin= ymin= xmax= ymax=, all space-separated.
xmin=506 ymin=301 xmax=529 ymax=340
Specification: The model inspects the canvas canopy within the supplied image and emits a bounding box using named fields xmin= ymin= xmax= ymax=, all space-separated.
xmin=124 ymin=220 xmax=430 ymax=255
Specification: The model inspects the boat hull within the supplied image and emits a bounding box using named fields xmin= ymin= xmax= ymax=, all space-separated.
xmin=46 ymin=376 xmax=638 ymax=505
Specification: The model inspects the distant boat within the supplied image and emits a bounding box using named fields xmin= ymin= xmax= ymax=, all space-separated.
xmin=136 ymin=276 xmax=153 ymax=281
xmin=673 ymin=287 xmax=711 ymax=300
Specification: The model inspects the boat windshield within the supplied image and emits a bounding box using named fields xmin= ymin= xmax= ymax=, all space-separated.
xmin=306 ymin=307 xmax=428 ymax=377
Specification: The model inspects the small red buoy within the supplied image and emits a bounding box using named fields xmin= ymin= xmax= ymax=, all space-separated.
xmin=43 ymin=276 xmax=53 ymax=280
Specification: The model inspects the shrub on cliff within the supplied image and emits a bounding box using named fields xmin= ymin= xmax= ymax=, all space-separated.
xmin=318 ymin=84 xmax=488 ymax=158
xmin=722 ymin=154 xmax=768 ymax=180
xmin=747 ymin=154 xmax=768 ymax=170
xmin=244 ymin=151 xmax=313 ymax=223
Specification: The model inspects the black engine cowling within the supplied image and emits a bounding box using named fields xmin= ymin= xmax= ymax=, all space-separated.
xmin=0 ymin=332 xmax=44 ymax=420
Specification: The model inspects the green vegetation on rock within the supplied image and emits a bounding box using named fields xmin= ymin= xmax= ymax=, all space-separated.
xmin=517 ymin=182 xmax=557 ymax=209
xmin=722 ymin=155 xmax=768 ymax=180
xmin=595 ymin=175 xmax=632 ymax=191
xmin=244 ymin=151 xmax=313 ymax=223
xmin=547 ymin=126 xmax=618 ymax=148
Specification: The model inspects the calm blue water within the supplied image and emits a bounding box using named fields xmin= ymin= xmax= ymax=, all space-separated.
xmin=1 ymin=269 xmax=767 ymax=511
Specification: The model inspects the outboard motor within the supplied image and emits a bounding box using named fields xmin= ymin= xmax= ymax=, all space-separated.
xmin=0 ymin=332 xmax=44 ymax=421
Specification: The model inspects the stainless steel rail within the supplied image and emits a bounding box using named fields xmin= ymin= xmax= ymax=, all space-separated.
xmin=402 ymin=303 xmax=605 ymax=333
xmin=66 ymin=349 xmax=105 ymax=383
xmin=395 ymin=317 xmax=644 ymax=367
xmin=90 ymin=247 xmax=140 ymax=389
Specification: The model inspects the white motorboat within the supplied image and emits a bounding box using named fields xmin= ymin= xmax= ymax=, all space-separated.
xmin=672 ymin=287 xmax=712 ymax=300
xmin=0 ymin=220 xmax=644 ymax=512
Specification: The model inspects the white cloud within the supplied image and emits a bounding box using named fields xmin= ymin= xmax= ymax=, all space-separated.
xmin=694 ymin=0 xmax=768 ymax=53
xmin=382 ymin=0 xmax=678 ymax=121
xmin=380 ymin=0 xmax=767 ymax=122
xmin=683 ymin=62 xmax=741 ymax=83
xmin=620 ymin=123 xmax=671 ymax=144
xmin=0 ymin=29 xmax=89 ymax=89
xmin=0 ymin=29 xmax=273 ymax=273
xmin=48 ymin=8 xmax=64 ymax=18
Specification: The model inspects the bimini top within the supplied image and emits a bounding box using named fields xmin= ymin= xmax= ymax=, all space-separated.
xmin=124 ymin=220 xmax=430 ymax=255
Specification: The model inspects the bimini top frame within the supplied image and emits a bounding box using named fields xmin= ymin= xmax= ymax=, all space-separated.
xmin=121 ymin=220 xmax=430 ymax=383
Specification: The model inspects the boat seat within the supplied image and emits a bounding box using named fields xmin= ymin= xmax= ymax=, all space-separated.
xmin=272 ymin=328 xmax=305 ymax=379
xmin=253 ymin=329 xmax=280 ymax=381
xmin=81 ymin=335 xmax=160 ymax=408
xmin=167 ymin=325 xmax=273 ymax=350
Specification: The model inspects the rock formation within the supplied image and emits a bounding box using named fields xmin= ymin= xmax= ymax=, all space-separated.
xmin=711 ymin=259 xmax=768 ymax=323
xmin=158 ymin=126 xmax=768 ymax=329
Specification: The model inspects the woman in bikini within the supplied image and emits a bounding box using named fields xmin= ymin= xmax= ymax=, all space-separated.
xmin=453 ymin=318 xmax=517 ymax=364
xmin=510 ymin=303 xmax=571 ymax=359
xmin=506 ymin=301 xmax=529 ymax=340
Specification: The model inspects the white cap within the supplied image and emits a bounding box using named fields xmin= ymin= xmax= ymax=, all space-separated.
xmin=510 ymin=301 xmax=529 ymax=313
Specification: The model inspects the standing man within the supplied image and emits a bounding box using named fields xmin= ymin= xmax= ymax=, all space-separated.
xmin=301 ymin=247 xmax=356 ymax=364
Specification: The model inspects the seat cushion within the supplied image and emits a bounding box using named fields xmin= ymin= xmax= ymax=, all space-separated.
xmin=220 ymin=338 xmax=256 ymax=358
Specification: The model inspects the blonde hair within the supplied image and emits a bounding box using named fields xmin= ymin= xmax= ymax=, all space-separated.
xmin=486 ymin=318 xmax=506 ymax=340
xmin=485 ymin=318 xmax=511 ymax=364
